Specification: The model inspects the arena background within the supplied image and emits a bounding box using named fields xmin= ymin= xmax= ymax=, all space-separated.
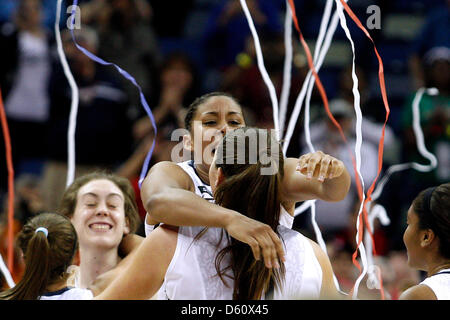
xmin=0 ymin=0 xmax=448 ymax=300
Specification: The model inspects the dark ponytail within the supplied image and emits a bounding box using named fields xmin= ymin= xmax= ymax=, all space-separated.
xmin=0 ymin=213 xmax=78 ymax=300
xmin=213 ymin=127 xmax=285 ymax=299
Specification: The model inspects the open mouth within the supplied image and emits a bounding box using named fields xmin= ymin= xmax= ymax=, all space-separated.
xmin=88 ymin=223 xmax=113 ymax=231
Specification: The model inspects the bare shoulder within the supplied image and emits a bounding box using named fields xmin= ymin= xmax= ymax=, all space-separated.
xmin=307 ymin=238 xmax=327 ymax=259
xmin=399 ymin=284 xmax=437 ymax=300
xmin=305 ymin=238 xmax=332 ymax=274
xmin=306 ymin=238 xmax=341 ymax=299
xmin=143 ymin=161 xmax=193 ymax=191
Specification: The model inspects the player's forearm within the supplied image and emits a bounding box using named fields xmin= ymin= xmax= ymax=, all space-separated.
xmin=320 ymin=166 xmax=351 ymax=202
xmin=145 ymin=188 xmax=236 ymax=228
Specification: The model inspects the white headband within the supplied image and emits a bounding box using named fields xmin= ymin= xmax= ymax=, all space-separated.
xmin=35 ymin=227 xmax=48 ymax=238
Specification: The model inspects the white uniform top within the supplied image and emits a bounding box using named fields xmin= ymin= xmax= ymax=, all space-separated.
xmin=146 ymin=160 xmax=321 ymax=299
xmin=145 ymin=160 xmax=294 ymax=235
xmin=39 ymin=287 xmax=93 ymax=300
xmin=158 ymin=224 xmax=322 ymax=300
xmin=420 ymin=269 xmax=450 ymax=300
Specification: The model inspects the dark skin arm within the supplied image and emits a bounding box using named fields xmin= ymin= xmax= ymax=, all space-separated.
xmin=142 ymin=161 xmax=285 ymax=268
xmin=142 ymin=152 xmax=350 ymax=269
xmin=281 ymin=151 xmax=351 ymax=208
xmin=399 ymin=284 xmax=437 ymax=300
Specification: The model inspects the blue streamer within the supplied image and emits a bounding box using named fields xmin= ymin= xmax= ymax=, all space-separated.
xmin=69 ymin=1 xmax=156 ymax=188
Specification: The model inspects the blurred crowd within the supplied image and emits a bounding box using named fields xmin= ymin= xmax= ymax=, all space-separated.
xmin=0 ymin=0 xmax=448 ymax=299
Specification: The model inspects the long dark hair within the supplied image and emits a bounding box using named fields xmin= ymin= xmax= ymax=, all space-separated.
xmin=213 ymin=127 xmax=285 ymax=299
xmin=412 ymin=182 xmax=450 ymax=259
xmin=0 ymin=213 xmax=78 ymax=300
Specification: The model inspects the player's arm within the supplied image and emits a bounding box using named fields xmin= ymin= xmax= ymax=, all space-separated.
xmin=92 ymin=225 xmax=178 ymax=299
xmin=280 ymin=151 xmax=351 ymax=204
xmin=142 ymin=161 xmax=241 ymax=228
xmin=141 ymin=161 xmax=285 ymax=268
xmin=399 ymin=284 xmax=437 ymax=300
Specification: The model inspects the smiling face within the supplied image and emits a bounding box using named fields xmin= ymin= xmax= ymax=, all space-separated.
xmin=403 ymin=205 xmax=427 ymax=270
xmin=185 ymin=95 xmax=245 ymax=174
xmin=71 ymin=179 xmax=130 ymax=251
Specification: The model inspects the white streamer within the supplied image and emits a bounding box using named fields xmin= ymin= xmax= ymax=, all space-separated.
xmin=371 ymin=87 xmax=439 ymax=202
xmin=282 ymin=0 xmax=340 ymax=154
xmin=239 ymin=0 xmax=280 ymax=140
xmin=364 ymin=87 xmax=439 ymax=295
xmin=0 ymin=252 xmax=15 ymax=288
xmin=333 ymin=0 xmax=369 ymax=300
xmin=365 ymin=203 xmax=390 ymax=291
xmin=294 ymin=199 xmax=314 ymax=216
xmin=55 ymin=0 xmax=79 ymax=188
xmin=286 ymin=0 xmax=345 ymax=293
xmin=279 ymin=2 xmax=293 ymax=135
xmin=304 ymin=10 xmax=340 ymax=153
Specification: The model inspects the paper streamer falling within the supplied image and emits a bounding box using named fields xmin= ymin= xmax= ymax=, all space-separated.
xmin=0 ymin=88 xmax=15 ymax=274
xmin=303 ymin=4 xmax=340 ymax=154
xmin=278 ymin=2 xmax=293 ymax=135
xmin=364 ymin=87 xmax=439 ymax=297
xmin=0 ymin=252 xmax=15 ymax=289
xmin=67 ymin=0 xmax=157 ymax=188
xmin=371 ymin=88 xmax=439 ymax=203
xmin=333 ymin=0 xmax=370 ymax=300
xmin=55 ymin=0 xmax=79 ymax=188
xmin=239 ymin=0 xmax=280 ymax=140
xmin=288 ymin=0 xmax=344 ymax=294
xmin=282 ymin=0 xmax=338 ymax=152
xmin=364 ymin=203 xmax=390 ymax=297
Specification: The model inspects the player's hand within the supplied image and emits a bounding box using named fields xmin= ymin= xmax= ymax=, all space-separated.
xmin=296 ymin=150 xmax=345 ymax=182
xmin=224 ymin=212 xmax=285 ymax=269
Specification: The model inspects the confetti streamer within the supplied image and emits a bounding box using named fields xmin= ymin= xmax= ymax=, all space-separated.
xmin=55 ymin=0 xmax=79 ymax=188
xmin=364 ymin=88 xmax=439 ymax=298
xmin=332 ymin=0 xmax=392 ymax=299
xmin=0 ymin=252 xmax=15 ymax=289
xmin=372 ymin=90 xmax=439 ymax=202
xmin=365 ymin=202 xmax=390 ymax=299
xmin=278 ymin=3 xmax=293 ymax=135
xmin=333 ymin=0 xmax=369 ymax=299
xmin=67 ymin=0 xmax=157 ymax=188
xmin=0 ymin=89 xmax=15 ymax=273
xmin=239 ymin=0 xmax=280 ymax=140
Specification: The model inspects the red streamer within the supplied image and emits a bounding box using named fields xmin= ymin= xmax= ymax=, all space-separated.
xmin=287 ymin=0 xmax=391 ymax=299
xmin=0 ymin=88 xmax=15 ymax=273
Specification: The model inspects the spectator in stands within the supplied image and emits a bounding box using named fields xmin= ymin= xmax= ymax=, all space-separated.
xmin=41 ymin=26 xmax=134 ymax=212
xmin=203 ymin=0 xmax=282 ymax=70
xmin=409 ymin=1 xmax=450 ymax=89
xmin=0 ymin=0 xmax=53 ymax=176
xmin=401 ymin=46 xmax=449 ymax=210
xmin=80 ymin=0 xmax=161 ymax=109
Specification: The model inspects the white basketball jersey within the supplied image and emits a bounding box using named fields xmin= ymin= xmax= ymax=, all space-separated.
xmin=39 ymin=287 xmax=93 ymax=300
xmin=420 ymin=269 xmax=450 ymax=300
xmin=158 ymin=225 xmax=322 ymax=300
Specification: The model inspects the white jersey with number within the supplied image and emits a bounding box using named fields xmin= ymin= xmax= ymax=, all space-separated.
xmin=420 ymin=269 xmax=450 ymax=300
